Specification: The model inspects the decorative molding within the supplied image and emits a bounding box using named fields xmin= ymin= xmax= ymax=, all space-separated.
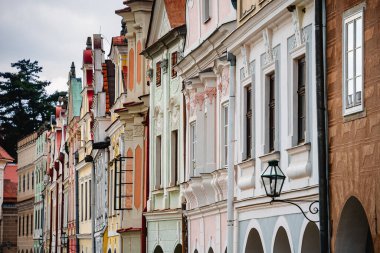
xmin=289 ymin=6 xmax=306 ymax=50
xmin=262 ymin=28 xmax=276 ymax=66
xmin=205 ymin=87 xmax=217 ymax=103
xmin=133 ymin=125 xmax=144 ymax=137
xmin=125 ymin=129 xmax=133 ymax=140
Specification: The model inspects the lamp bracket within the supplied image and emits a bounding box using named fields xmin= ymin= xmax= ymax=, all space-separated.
xmin=270 ymin=198 xmax=319 ymax=223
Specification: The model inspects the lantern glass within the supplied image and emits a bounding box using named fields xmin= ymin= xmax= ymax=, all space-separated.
xmin=261 ymin=160 xmax=286 ymax=198
xmin=61 ymin=232 xmax=68 ymax=247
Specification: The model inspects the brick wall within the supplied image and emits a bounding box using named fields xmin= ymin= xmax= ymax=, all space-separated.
xmin=326 ymin=0 xmax=380 ymax=251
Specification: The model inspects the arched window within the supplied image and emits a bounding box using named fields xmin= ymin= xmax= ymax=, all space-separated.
xmin=245 ymin=228 xmax=264 ymax=253
xmin=208 ymin=247 xmax=214 ymax=253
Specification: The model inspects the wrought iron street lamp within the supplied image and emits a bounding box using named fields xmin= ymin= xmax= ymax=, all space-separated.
xmin=261 ymin=160 xmax=319 ymax=223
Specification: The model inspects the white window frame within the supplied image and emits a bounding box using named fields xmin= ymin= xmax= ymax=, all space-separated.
xmin=222 ymin=104 xmax=229 ymax=168
xmin=202 ymin=0 xmax=210 ymax=23
xmin=343 ymin=4 xmax=365 ymax=116
xmin=289 ymin=43 xmax=307 ymax=146
xmin=190 ymin=122 xmax=196 ymax=170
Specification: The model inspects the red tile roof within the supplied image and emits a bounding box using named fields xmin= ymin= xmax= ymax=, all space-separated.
xmin=3 ymin=179 xmax=17 ymax=199
xmin=112 ymin=36 xmax=128 ymax=47
xmin=0 ymin=146 xmax=13 ymax=162
xmin=4 ymin=163 xmax=17 ymax=183
xmin=164 ymin=0 xmax=186 ymax=28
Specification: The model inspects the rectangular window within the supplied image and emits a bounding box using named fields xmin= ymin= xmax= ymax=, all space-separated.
xmin=22 ymin=216 xmax=24 ymax=236
xmin=190 ymin=122 xmax=196 ymax=170
xmin=19 ymin=176 xmax=21 ymax=192
xmin=89 ymin=180 xmax=91 ymax=219
xmin=171 ymin=52 xmax=178 ymax=78
xmin=171 ymin=130 xmax=178 ymax=186
xmin=32 ymin=171 xmax=34 ymax=189
xmin=344 ymin=9 xmax=363 ymax=114
xmin=268 ymin=73 xmax=275 ymax=152
xmin=23 ymin=175 xmax=25 ymax=192
xmin=110 ymin=170 xmax=113 ymax=214
xmin=26 ymin=215 xmax=29 ymax=235
xmin=203 ymin=0 xmax=210 ymax=22
xmin=27 ymin=172 xmax=29 ymax=190
xmin=81 ymin=183 xmax=83 ymax=221
xmin=297 ymin=57 xmax=306 ymax=143
xmin=30 ymin=214 xmax=33 ymax=235
xmin=155 ymin=136 xmax=162 ymax=189
xmin=245 ymin=86 xmax=252 ymax=158
xmin=223 ymin=105 xmax=229 ymax=167
xmin=85 ymin=181 xmax=88 ymax=220
xmin=156 ymin=62 xmax=161 ymax=87
xmin=19 ymin=216 xmax=21 ymax=236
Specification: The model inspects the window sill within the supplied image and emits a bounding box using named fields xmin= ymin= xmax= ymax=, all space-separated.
xmin=152 ymin=188 xmax=164 ymax=195
xmin=259 ymin=151 xmax=280 ymax=163
xmin=343 ymin=108 xmax=366 ymax=122
xmin=238 ymin=158 xmax=255 ymax=169
xmin=166 ymin=185 xmax=180 ymax=192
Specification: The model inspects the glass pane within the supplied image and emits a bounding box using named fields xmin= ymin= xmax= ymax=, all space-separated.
xmin=356 ymin=76 xmax=363 ymax=106
xmin=347 ymin=22 xmax=354 ymax=51
xmin=356 ymin=47 xmax=362 ymax=76
xmin=356 ymin=18 xmax=363 ymax=48
xmin=347 ymin=79 xmax=354 ymax=108
xmin=347 ymin=51 xmax=354 ymax=79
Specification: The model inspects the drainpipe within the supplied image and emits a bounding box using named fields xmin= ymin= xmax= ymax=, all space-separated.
xmin=315 ymin=0 xmax=330 ymax=252
xmin=226 ymin=52 xmax=236 ymax=253
xmin=75 ymin=170 xmax=79 ymax=253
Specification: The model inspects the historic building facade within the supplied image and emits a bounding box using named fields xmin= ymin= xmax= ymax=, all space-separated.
xmin=0 ymin=148 xmax=17 ymax=253
xmin=142 ymin=0 xmax=186 ymax=252
xmin=66 ymin=61 xmax=82 ymax=253
xmin=326 ymin=0 xmax=380 ymax=252
xmin=223 ymin=0 xmax=321 ymax=252
xmin=176 ymin=0 xmax=236 ymax=252
xmin=33 ymin=131 xmax=48 ymax=253
xmin=17 ymin=133 xmax=37 ymax=253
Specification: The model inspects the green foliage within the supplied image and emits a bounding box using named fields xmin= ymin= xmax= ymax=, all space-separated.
xmin=0 ymin=59 xmax=66 ymax=160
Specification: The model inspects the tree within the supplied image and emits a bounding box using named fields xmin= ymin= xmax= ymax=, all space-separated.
xmin=0 ymin=59 xmax=66 ymax=160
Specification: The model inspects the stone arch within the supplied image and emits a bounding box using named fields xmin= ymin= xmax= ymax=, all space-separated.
xmin=242 ymin=218 xmax=266 ymax=253
xmin=208 ymin=247 xmax=214 ymax=253
xmin=174 ymin=244 xmax=182 ymax=253
xmin=273 ymin=227 xmax=292 ymax=253
xmin=245 ymin=228 xmax=264 ymax=253
xmin=335 ymin=196 xmax=374 ymax=253
xmin=300 ymin=222 xmax=320 ymax=253
xmin=271 ymin=216 xmax=294 ymax=253
xmin=154 ymin=245 xmax=163 ymax=253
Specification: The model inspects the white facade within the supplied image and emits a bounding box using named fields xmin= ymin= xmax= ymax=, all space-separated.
xmin=225 ymin=0 xmax=320 ymax=252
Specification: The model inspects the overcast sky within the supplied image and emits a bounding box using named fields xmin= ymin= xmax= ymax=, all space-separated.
xmin=0 ymin=0 xmax=122 ymax=94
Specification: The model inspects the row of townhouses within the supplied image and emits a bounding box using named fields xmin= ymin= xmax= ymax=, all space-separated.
xmin=10 ymin=0 xmax=379 ymax=253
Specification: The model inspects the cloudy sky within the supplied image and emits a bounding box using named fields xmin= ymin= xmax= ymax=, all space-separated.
xmin=0 ymin=0 xmax=123 ymax=94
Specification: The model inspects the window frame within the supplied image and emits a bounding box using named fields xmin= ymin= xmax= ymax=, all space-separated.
xmin=342 ymin=5 xmax=365 ymax=116
xmin=156 ymin=61 xmax=161 ymax=87
xmin=222 ymin=104 xmax=229 ymax=168
xmin=171 ymin=52 xmax=178 ymax=78
xmin=155 ymin=135 xmax=162 ymax=189
xmin=190 ymin=122 xmax=196 ymax=171
xmin=244 ymin=84 xmax=252 ymax=159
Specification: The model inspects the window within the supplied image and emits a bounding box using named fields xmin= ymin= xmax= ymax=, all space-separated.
xmin=19 ymin=216 xmax=21 ymax=236
xmin=19 ymin=176 xmax=21 ymax=192
xmin=245 ymin=86 xmax=252 ymax=158
xmin=30 ymin=214 xmax=32 ymax=235
xmin=190 ymin=122 xmax=196 ymax=170
xmin=85 ymin=181 xmax=88 ymax=220
xmin=268 ymin=73 xmax=275 ymax=152
xmin=343 ymin=8 xmax=363 ymax=114
xmin=222 ymin=105 xmax=229 ymax=167
xmin=26 ymin=215 xmax=28 ymax=235
xmin=23 ymin=175 xmax=25 ymax=192
xmin=297 ymin=57 xmax=306 ymax=143
xmin=27 ymin=172 xmax=29 ymax=190
xmin=202 ymin=0 xmax=210 ymax=22
xmin=155 ymin=136 xmax=162 ymax=189
xmin=81 ymin=183 xmax=83 ymax=221
xmin=89 ymin=180 xmax=91 ymax=219
xmin=171 ymin=130 xmax=178 ymax=186
xmin=156 ymin=62 xmax=161 ymax=87
xmin=171 ymin=52 xmax=178 ymax=78
xmin=32 ymin=172 xmax=34 ymax=189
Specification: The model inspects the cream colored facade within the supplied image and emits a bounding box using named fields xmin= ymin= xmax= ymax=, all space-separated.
xmin=17 ymin=133 xmax=37 ymax=253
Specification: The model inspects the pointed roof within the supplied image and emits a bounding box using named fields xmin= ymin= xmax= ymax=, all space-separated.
xmin=0 ymin=146 xmax=14 ymax=162
xmin=145 ymin=0 xmax=186 ymax=49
